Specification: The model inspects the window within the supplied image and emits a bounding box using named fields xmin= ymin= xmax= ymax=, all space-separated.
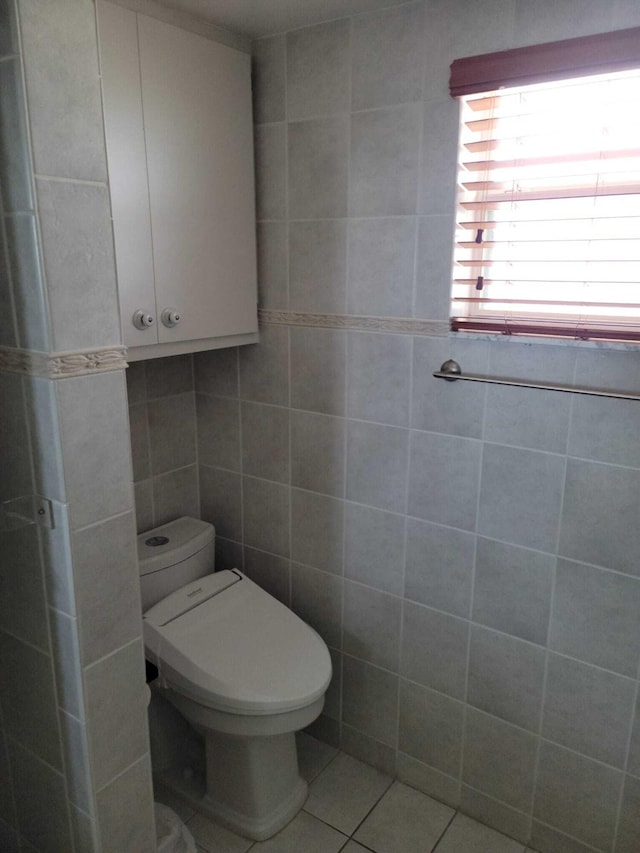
xmin=449 ymin=27 xmax=640 ymax=342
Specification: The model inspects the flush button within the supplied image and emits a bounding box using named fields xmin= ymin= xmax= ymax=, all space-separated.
xmin=145 ymin=535 xmax=169 ymax=547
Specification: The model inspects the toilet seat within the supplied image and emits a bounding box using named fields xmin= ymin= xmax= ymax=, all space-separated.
xmin=143 ymin=571 xmax=332 ymax=716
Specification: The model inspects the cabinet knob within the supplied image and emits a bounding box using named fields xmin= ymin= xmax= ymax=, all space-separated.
xmin=161 ymin=308 xmax=182 ymax=328
xmin=133 ymin=310 xmax=155 ymax=330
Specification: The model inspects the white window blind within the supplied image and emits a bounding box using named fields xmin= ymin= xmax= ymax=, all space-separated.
xmin=450 ymin=34 xmax=640 ymax=342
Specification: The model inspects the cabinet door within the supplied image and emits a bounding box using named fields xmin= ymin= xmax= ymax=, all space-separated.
xmin=97 ymin=1 xmax=158 ymax=348
xmin=138 ymin=16 xmax=258 ymax=344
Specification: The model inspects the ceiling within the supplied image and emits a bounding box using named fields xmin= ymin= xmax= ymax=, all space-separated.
xmin=154 ymin=0 xmax=408 ymax=39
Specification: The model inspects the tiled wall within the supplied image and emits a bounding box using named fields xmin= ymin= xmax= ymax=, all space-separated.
xmin=0 ymin=0 xmax=155 ymax=850
xmin=179 ymin=3 xmax=640 ymax=853
xmin=127 ymin=354 xmax=199 ymax=535
xmin=191 ymin=334 xmax=640 ymax=853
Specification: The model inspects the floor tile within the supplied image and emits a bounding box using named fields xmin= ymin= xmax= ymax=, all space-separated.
xmin=434 ymin=813 xmax=525 ymax=853
xmin=304 ymin=752 xmax=393 ymax=835
xmin=297 ymin=732 xmax=339 ymax=783
xmin=355 ymin=780 xmax=454 ymax=853
xmin=252 ymin=810 xmax=347 ymax=852
xmin=168 ymin=746 xmax=535 ymax=853
xmin=154 ymin=786 xmax=197 ymax=823
xmin=187 ymin=812 xmax=253 ymax=853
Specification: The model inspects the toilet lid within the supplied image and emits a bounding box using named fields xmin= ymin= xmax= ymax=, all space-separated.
xmin=143 ymin=571 xmax=332 ymax=715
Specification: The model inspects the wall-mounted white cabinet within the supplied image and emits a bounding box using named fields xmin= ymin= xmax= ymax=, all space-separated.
xmin=97 ymin=1 xmax=258 ymax=361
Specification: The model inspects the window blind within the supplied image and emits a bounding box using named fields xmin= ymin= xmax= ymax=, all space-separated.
xmin=449 ymin=29 xmax=640 ymax=342
xmin=449 ymin=26 xmax=640 ymax=96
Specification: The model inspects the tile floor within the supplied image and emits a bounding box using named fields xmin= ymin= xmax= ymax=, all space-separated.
xmin=156 ymin=734 xmax=540 ymax=853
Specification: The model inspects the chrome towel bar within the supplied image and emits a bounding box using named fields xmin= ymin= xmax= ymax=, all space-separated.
xmin=433 ymin=359 xmax=640 ymax=402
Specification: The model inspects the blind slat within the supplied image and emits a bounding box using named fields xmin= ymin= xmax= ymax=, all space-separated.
xmin=463 ymin=149 xmax=640 ymax=172
xmin=453 ymin=301 xmax=640 ymax=311
xmin=453 ymin=279 xmax=640 ymax=293
xmin=460 ymin=216 xmax=640 ymax=230
xmin=461 ymin=181 xmax=640 ymax=197
xmin=461 ymin=186 xmax=640 ymax=206
xmin=449 ymin=319 xmax=640 ymax=342
xmin=458 ymin=239 xmax=640 ymax=249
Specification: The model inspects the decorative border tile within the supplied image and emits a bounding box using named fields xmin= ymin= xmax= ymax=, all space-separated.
xmin=258 ymin=309 xmax=449 ymax=337
xmin=0 ymin=346 xmax=127 ymax=379
xmin=0 ymin=310 xmax=450 ymax=382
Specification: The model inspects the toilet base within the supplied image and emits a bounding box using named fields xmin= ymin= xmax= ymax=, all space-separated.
xmin=202 ymin=772 xmax=307 ymax=841
xmin=155 ymin=729 xmax=308 ymax=841
xmin=157 ymin=688 xmax=325 ymax=839
xmin=202 ymin=728 xmax=307 ymax=840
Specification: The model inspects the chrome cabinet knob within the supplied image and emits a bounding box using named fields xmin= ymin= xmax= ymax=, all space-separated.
xmin=133 ymin=310 xmax=155 ymax=330
xmin=161 ymin=308 xmax=182 ymax=328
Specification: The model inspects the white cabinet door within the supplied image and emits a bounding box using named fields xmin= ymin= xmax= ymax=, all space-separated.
xmin=137 ymin=15 xmax=258 ymax=345
xmin=97 ymin=1 xmax=157 ymax=349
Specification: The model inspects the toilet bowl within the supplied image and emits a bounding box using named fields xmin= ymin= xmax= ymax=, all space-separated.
xmin=138 ymin=518 xmax=332 ymax=841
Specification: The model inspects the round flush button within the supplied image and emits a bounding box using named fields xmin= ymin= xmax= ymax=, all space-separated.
xmin=145 ymin=536 xmax=169 ymax=547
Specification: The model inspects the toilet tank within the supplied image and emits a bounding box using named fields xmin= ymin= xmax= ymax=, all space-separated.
xmin=138 ymin=517 xmax=215 ymax=611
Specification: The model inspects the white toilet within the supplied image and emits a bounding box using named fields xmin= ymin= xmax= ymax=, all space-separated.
xmin=138 ymin=517 xmax=332 ymax=841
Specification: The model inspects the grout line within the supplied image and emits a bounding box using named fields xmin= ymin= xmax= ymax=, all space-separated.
xmin=257 ymin=0 xmax=424 ymax=40
xmin=612 ymin=639 xmax=640 ymax=849
xmin=339 ymin=338 xmax=349 ymax=742
xmin=0 ymin=181 xmax=21 ymax=354
xmin=283 ymin=27 xmax=290 ymax=318
xmin=339 ymin=19 xmax=353 ymax=748
xmin=343 ymin=776 xmax=395 ymax=841
xmin=83 ymin=633 xmax=141 ymax=673
xmin=0 ymin=623 xmax=55 ymax=659
xmin=199 ymin=516 xmax=640 ymax=695
xmin=71 ymin=505 xmax=136 ymax=536
xmin=275 ymin=99 xmax=427 ymax=125
xmin=195 ymin=391 xmax=640 ymax=475
xmin=1 ymin=209 xmax=42 ymax=218
xmin=258 ymin=212 xmax=432 ymax=223
xmin=214 ymin=520 xmax=640 ymax=683
xmin=3 ymin=731 xmax=67 ymax=779
xmin=93 ymin=751 xmax=150 ymax=796
xmin=459 ymin=781 xmax=533 ymax=821
xmin=457 ymin=366 xmax=488 ymax=798
xmin=430 ymin=810 xmax=458 ymax=853
xmin=345 ymin=13 xmax=353 ymax=310
xmin=190 ymin=356 xmax=200 ymax=519
xmin=201 ymin=458 xmax=640 ymax=583
xmin=531 ymin=818 xmax=604 ymax=853
xmin=285 ymin=331 xmax=292 ymax=595
xmin=395 ymin=331 xmax=415 ymax=759
xmin=231 ymin=349 xmax=245 ymax=573
xmin=282 ymin=5 xmax=292 ymax=602
xmin=32 ymin=174 xmax=108 ymax=188
xmin=140 ymin=364 xmax=155 ymax=527
xmin=530 ymin=394 xmax=574 ymax=833
xmin=413 ymin=0 xmax=426 ymax=237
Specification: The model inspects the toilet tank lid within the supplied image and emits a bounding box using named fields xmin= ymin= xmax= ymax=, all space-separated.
xmin=138 ymin=517 xmax=214 ymax=577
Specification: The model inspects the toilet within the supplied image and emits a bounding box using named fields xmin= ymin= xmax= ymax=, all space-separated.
xmin=138 ymin=517 xmax=332 ymax=841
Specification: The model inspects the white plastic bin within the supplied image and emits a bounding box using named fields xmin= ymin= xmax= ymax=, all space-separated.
xmin=155 ymin=803 xmax=196 ymax=853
